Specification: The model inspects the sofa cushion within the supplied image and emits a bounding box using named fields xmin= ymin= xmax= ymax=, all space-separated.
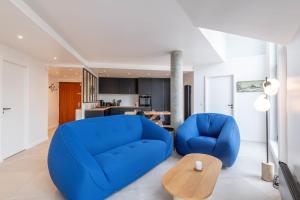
xmin=196 ymin=114 xmax=227 ymax=138
xmin=66 ymin=115 xmax=143 ymax=155
xmin=187 ymin=136 xmax=217 ymax=154
xmin=94 ymin=139 xmax=167 ymax=188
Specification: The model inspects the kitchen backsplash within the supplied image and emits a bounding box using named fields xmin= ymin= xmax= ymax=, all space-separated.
xmin=97 ymin=94 xmax=139 ymax=106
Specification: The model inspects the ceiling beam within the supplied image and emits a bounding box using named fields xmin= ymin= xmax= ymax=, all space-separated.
xmin=9 ymin=0 xmax=88 ymax=66
xmin=87 ymin=62 xmax=194 ymax=72
xmin=9 ymin=0 xmax=195 ymax=72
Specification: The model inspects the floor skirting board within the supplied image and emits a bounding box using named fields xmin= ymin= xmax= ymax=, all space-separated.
xmin=26 ymin=137 xmax=48 ymax=149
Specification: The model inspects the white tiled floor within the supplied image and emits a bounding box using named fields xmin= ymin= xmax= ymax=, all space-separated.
xmin=0 ymin=130 xmax=280 ymax=200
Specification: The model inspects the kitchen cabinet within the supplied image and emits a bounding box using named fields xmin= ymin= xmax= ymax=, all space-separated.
xmin=99 ymin=78 xmax=137 ymax=94
xmin=85 ymin=106 xmax=152 ymax=118
xmin=138 ymin=78 xmax=152 ymax=95
xmin=138 ymin=78 xmax=170 ymax=111
xmin=151 ymin=79 xmax=164 ymax=111
xmin=85 ymin=110 xmax=105 ymax=118
xmin=119 ymin=78 xmax=137 ymax=94
xmin=163 ymin=78 xmax=170 ymax=111
xmin=98 ymin=78 xmax=119 ymax=94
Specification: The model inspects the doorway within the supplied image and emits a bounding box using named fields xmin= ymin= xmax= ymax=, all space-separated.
xmin=1 ymin=61 xmax=26 ymax=159
xmin=59 ymin=82 xmax=81 ymax=125
xmin=205 ymin=75 xmax=234 ymax=116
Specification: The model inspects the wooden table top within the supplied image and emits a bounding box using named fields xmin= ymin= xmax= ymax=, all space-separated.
xmin=143 ymin=111 xmax=171 ymax=116
xmin=162 ymin=154 xmax=222 ymax=200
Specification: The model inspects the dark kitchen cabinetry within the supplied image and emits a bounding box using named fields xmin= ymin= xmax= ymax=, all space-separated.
xmin=138 ymin=78 xmax=170 ymax=111
xmin=98 ymin=77 xmax=170 ymax=111
xmin=138 ymin=78 xmax=152 ymax=95
xmin=99 ymin=78 xmax=137 ymax=94
xmin=98 ymin=78 xmax=119 ymax=94
xmin=163 ymin=78 xmax=170 ymax=111
xmin=151 ymin=79 xmax=164 ymax=111
xmin=119 ymin=78 xmax=137 ymax=94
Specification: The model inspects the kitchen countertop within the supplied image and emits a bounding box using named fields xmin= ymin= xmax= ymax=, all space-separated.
xmin=85 ymin=106 xmax=148 ymax=111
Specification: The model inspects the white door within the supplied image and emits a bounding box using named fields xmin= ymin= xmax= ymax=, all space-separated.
xmin=1 ymin=61 xmax=26 ymax=159
xmin=205 ymin=75 xmax=234 ymax=116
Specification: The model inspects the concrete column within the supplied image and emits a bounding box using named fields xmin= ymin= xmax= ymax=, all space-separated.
xmin=170 ymin=50 xmax=184 ymax=129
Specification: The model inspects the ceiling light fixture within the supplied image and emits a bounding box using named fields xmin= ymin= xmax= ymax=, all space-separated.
xmin=53 ymin=57 xmax=58 ymax=60
xmin=17 ymin=35 xmax=23 ymax=39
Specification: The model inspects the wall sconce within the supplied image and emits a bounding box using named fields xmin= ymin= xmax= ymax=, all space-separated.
xmin=49 ymin=83 xmax=58 ymax=92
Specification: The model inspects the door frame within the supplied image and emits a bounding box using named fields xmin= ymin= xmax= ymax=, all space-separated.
xmin=0 ymin=57 xmax=29 ymax=161
xmin=0 ymin=56 xmax=3 ymax=162
xmin=204 ymin=74 xmax=235 ymax=116
xmin=59 ymin=82 xmax=82 ymax=125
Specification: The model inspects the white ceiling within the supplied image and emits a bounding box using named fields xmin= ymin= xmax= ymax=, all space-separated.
xmin=0 ymin=1 xmax=79 ymax=64
xmin=91 ymin=68 xmax=172 ymax=78
xmin=177 ymin=0 xmax=300 ymax=44
xmin=2 ymin=0 xmax=299 ymax=70
xmin=48 ymin=67 xmax=82 ymax=79
xmin=49 ymin=67 xmax=175 ymax=79
xmin=22 ymin=0 xmax=222 ymax=67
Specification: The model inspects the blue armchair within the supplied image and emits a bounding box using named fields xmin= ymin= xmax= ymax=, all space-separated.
xmin=175 ymin=113 xmax=240 ymax=167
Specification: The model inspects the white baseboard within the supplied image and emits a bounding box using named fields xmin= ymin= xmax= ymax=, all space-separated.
xmin=48 ymin=124 xmax=58 ymax=130
xmin=26 ymin=137 xmax=48 ymax=149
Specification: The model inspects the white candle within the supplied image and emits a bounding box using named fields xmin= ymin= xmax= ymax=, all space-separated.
xmin=195 ymin=161 xmax=203 ymax=171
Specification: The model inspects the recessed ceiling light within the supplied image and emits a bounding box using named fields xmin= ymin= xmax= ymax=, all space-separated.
xmin=53 ymin=57 xmax=58 ymax=60
xmin=55 ymin=71 xmax=59 ymax=74
xmin=17 ymin=35 xmax=23 ymax=39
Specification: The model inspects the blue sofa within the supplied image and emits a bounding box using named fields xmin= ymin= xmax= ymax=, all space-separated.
xmin=48 ymin=115 xmax=172 ymax=200
xmin=175 ymin=113 xmax=240 ymax=167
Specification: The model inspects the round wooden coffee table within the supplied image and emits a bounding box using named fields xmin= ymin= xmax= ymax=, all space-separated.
xmin=162 ymin=154 xmax=222 ymax=200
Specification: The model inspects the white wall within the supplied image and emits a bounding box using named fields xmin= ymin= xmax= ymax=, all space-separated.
xmin=48 ymin=81 xmax=59 ymax=129
xmin=48 ymin=75 xmax=82 ymax=129
xmin=0 ymin=44 xmax=48 ymax=160
xmin=194 ymin=55 xmax=268 ymax=142
xmin=286 ymin=28 xmax=300 ymax=180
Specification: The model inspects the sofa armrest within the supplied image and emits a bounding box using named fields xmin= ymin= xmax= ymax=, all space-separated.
xmin=48 ymin=125 xmax=112 ymax=194
xmin=140 ymin=116 xmax=171 ymax=142
xmin=140 ymin=116 xmax=172 ymax=156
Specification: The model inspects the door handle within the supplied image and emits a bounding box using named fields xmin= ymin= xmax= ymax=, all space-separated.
xmin=2 ymin=107 xmax=11 ymax=114
xmin=227 ymin=104 xmax=234 ymax=109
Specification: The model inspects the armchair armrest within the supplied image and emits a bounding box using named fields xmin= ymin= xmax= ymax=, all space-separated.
xmin=175 ymin=115 xmax=199 ymax=155
xmin=214 ymin=117 xmax=240 ymax=167
xmin=176 ymin=115 xmax=199 ymax=142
